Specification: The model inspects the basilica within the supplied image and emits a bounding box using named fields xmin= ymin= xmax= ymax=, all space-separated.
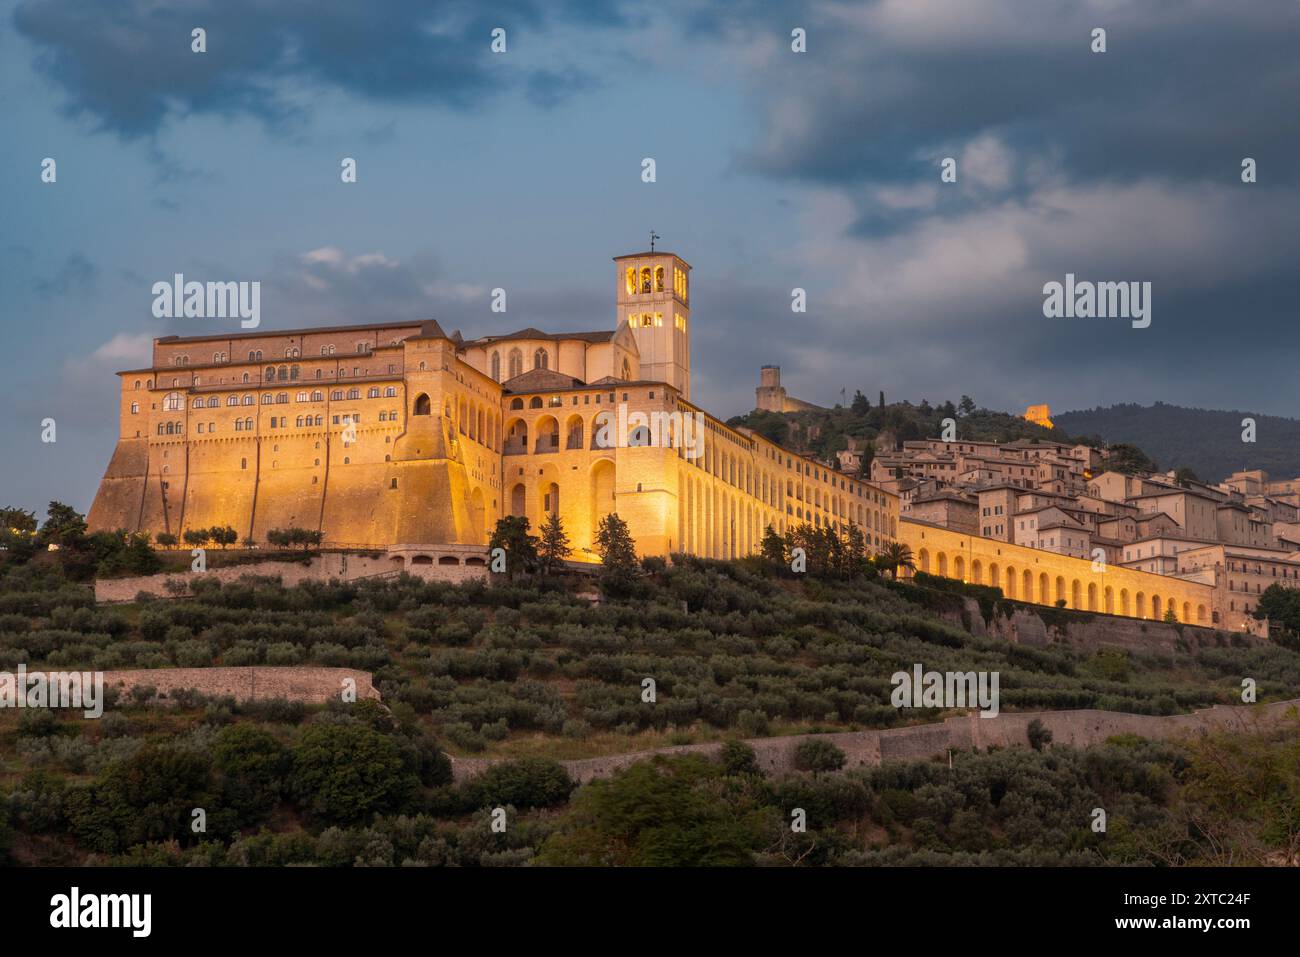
xmin=88 ymin=250 xmax=901 ymax=562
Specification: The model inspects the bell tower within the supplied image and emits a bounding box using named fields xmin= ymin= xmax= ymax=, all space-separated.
xmin=614 ymin=244 xmax=691 ymax=399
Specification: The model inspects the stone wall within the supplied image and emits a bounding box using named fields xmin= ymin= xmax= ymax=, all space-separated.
xmin=449 ymin=697 xmax=1300 ymax=785
xmin=102 ymin=666 xmax=378 ymax=704
xmin=948 ymin=598 xmax=1253 ymax=654
xmin=94 ymin=548 xmax=486 ymax=603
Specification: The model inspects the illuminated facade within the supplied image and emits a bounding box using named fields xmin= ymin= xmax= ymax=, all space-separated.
xmin=88 ymin=250 xmax=899 ymax=561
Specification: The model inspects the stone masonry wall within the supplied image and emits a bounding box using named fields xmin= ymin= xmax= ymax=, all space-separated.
xmin=102 ymin=666 xmax=378 ymax=704
xmin=449 ymin=697 xmax=1300 ymax=785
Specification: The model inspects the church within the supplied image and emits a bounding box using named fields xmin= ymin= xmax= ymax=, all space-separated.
xmin=88 ymin=249 xmax=900 ymax=563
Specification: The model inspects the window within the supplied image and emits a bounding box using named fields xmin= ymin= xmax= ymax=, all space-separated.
xmin=330 ymin=390 xmax=343 ymax=400
xmin=508 ymin=349 xmax=523 ymax=379
xmin=192 ymin=397 xmax=204 ymax=409
xmin=413 ymin=393 xmax=431 ymax=416
xmin=491 ymin=352 xmax=501 ymax=381
xmin=130 ymin=402 xmax=139 ymax=414
xmin=276 ymin=393 xmax=288 ymax=404
xmin=320 ymin=344 xmax=336 ymax=355
xmin=368 ymin=387 xmax=380 ymax=398
xmin=384 ymin=386 xmax=396 ymax=397
xmin=534 ymin=348 xmax=548 ymax=370
xmin=347 ymin=388 xmax=360 ymax=400
xmin=164 ymin=392 xmax=183 ymax=411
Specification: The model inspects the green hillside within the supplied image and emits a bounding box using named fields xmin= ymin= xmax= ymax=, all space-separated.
xmin=1054 ymin=402 xmax=1300 ymax=483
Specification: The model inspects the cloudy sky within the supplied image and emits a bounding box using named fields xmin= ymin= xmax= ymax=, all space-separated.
xmin=3 ymin=0 xmax=1299 ymax=515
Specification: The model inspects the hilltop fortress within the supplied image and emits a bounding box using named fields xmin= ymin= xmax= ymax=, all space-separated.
xmin=88 ymin=250 xmax=901 ymax=562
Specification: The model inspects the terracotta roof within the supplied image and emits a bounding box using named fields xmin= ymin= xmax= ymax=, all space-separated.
xmin=154 ymin=319 xmax=425 ymax=345
xmin=465 ymin=328 xmax=614 ymax=347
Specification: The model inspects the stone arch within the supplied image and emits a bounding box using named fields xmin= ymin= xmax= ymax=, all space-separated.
xmin=565 ymin=414 xmax=584 ymax=450
xmin=1071 ymin=579 xmax=1081 ymax=609
xmin=989 ymin=563 xmax=999 ymax=590
xmin=1152 ymin=595 xmax=1162 ymax=620
xmin=1024 ymin=569 xmax=1034 ymax=602
xmin=1136 ymin=592 xmax=1146 ymax=618
xmin=1005 ymin=566 xmax=1016 ymax=598
xmin=953 ymin=555 xmax=965 ymax=581
xmin=917 ymin=548 xmax=930 ymax=573
xmin=970 ymin=559 xmax=982 ymax=585
xmin=1182 ymin=601 xmax=1190 ymax=623
xmin=1196 ymin=604 xmax=1206 ymax=623
xmin=590 ymin=459 xmax=616 ymax=538
xmin=534 ymin=414 xmax=559 ymax=453
xmin=1104 ymin=586 xmax=1113 ymax=614
xmin=1054 ymin=576 xmax=1066 ymax=605
xmin=1087 ymin=582 xmax=1097 ymax=611
xmin=504 ymin=417 xmax=528 ymax=455
xmin=1039 ymin=573 xmax=1049 ymax=604
xmin=413 ymin=393 xmax=431 ymax=416
xmin=1121 ymin=589 xmax=1130 ymax=616
xmin=509 ymin=483 xmax=526 ymax=518
xmin=937 ymin=552 xmax=948 ymax=577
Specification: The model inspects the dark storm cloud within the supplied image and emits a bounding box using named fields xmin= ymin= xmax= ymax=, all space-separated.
xmin=12 ymin=0 xmax=611 ymax=138
xmin=734 ymin=0 xmax=1300 ymax=193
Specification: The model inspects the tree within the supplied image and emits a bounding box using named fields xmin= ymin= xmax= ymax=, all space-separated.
xmin=1027 ymin=719 xmax=1053 ymax=751
xmin=1163 ymin=606 xmax=1178 ymax=623
xmin=210 ymin=525 xmax=238 ymax=548
xmin=595 ymin=513 xmax=639 ymax=596
xmin=488 ymin=516 xmax=539 ymax=579
xmin=875 ymin=542 xmax=915 ymax=580
xmin=155 ymin=532 xmax=177 ymax=547
xmin=1108 ymin=442 xmax=1157 ymax=475
xmin=182 ymin=528 xmax=211 ymax=548
xmin=537 ymin=512 xmax=572 ymax=576
xmin=851 ymin=390 xmax=870 ymax=415
xmin=1173 ymin=466 xmax=1200 ymax=487
xmin=0 ymin=507 xmax=37 ymax=534
xmin=213 ymin=723 xmax=290 ymax=826
xmin=760 ymin=524 xmax=786 ymax=566
xmin=37 ymin=501 xmax=86 ymax=548
xmin=289 ymin=723 xmax=418 ymax=827
xmin=959 ymin=395 xmax=976 ymax=416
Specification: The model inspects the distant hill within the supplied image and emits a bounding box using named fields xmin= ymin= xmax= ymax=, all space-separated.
xmin=1054 ymin=402 xmax=1300 ymax=483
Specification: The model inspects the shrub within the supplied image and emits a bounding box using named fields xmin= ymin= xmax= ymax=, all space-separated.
xmin=793 ymin=738 xmax=846 ymax=773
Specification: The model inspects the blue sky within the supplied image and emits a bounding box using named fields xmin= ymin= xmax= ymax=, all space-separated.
xmin=3 ymin=0 xmax=1300 ymax=516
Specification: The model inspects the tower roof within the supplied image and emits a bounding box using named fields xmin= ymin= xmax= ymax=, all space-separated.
xmin=613 ymin=252 xmax=692 ymax=268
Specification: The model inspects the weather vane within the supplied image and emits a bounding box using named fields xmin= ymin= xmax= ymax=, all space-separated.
xmin=650 ymin=230 xmax=659 ymax=252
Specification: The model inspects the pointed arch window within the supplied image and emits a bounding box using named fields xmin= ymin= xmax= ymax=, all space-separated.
xmin=534 ymin=348 xmax=548 ymax=371
xmin=508 ymin=349 xmax=523 ymax=379
xmin=491 ymin=351 xmax=501 ymax=381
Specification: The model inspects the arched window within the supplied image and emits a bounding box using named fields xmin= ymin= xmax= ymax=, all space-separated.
xmin=413 ymin=393 xmax=431 ymax=416
xmin=235 ymin=419 xmax=243 ymax=431
xmin=330 ymin=390 xmax=343 ymax=400
xmin=296 ymin=416 xmax=304 ymax=427
xmin=130 ymin=402 xmax=139 ymax=414
xmin=226 ymin=395 xmax=237 ymax=406
xmin=192 ymin=398 xmax=204 ymax=409
xmin=242 ymin=372 xmax=250 ymax=383
xmin=165 ymin=422 xmax=175 ymax=435
xmin=490 ymin=352 xmax=501 ymax=381
xmin=510 ymin=398 xmax=524 ymax=410
xmin=296 ymin=391 xmax=308 ymax=402
xmin=290 ymin=365 xmax=300 ymax=380
xmin=242 ymin=394 xmax=254 ymax=405
xmin=508 ymin=349 xmax=523 ymax=379
xmin=276 ymin=393 xmax=288 ymax=404
xmin=621 ymin=357 xmax=631 ymax=380
xmin=529 ymin=396 xmax=543 ymax=409
xmin=368 ymin=387 xmax=380 ymax=398
xmin=641 ymin=267 xmax=652 ymax=293
xmin=655 ymin=266 xmax=665 ymax=291
xmin=625 ymin=267 xmax=636 ymax=295
xmin=207 ymin=397 xmax=218 ymax=408
xmin=384 ymin=386 xmax=396 ymax=397
xmin=244 ymin=417 xmax=253 ymax=430
xmin=534 ymin=348 xmax=548 ymax=370
xmin=277 ymin=366 xmax=288 ymax=381
xmin=347 ymin=388 xmax=360 ymax=400
xmin=164 ymin=392 xmax=183 ymax=411
xmin=312 ymin=390 xmax=323 ymax=401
